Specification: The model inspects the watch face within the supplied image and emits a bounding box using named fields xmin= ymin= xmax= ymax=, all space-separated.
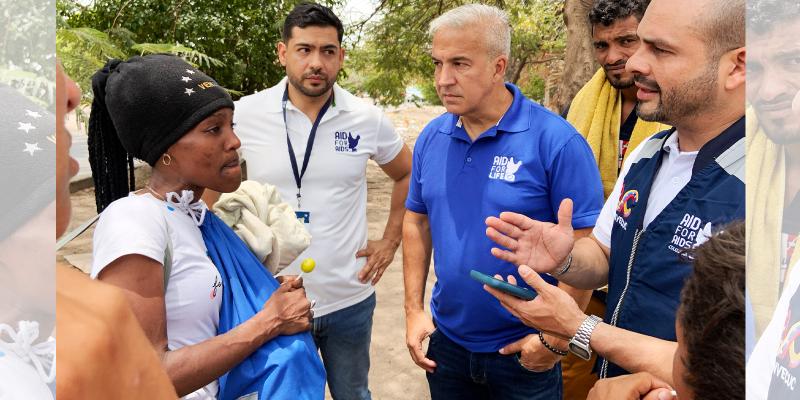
xmin=569 ymin=342 xmax=591 ymax=361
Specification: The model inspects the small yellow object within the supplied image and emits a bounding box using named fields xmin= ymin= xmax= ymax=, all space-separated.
xmin=300 ymin=258 xmax=316 ymax=273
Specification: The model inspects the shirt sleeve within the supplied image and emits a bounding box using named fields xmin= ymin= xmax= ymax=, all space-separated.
xmin=91 ymin=196 xmax=168 ymax=279
xmin=404 ymin=131 xmax=427 ymax=214
xmin=548 ymin=135 xmax=604 ymax=229
xmin=592 ymin=141 xmax=647 ymax=247
xmin=371 ymin=112 xmax=403 ymax=165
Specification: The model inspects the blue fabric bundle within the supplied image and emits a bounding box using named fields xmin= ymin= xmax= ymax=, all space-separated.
xmin=200 ymin=212 xmax=325 ymax=400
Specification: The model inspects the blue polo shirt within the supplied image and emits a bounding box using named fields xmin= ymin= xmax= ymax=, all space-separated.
xmin=405 ymin=83 xmax=604 ymax=352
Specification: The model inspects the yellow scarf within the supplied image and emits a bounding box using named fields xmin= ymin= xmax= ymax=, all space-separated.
xmin=566 ymin=68 xmax=669 ymax=198
xmin=746 ymin=107 xmax=800 ymax=335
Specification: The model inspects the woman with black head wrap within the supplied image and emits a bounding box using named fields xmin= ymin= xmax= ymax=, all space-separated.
xmin=87 ymin=54 xmax=324 ymax=399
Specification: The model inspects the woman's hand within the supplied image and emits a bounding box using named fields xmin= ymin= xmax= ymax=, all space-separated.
xmin=262 ymin=278 xmax=312 ymax=336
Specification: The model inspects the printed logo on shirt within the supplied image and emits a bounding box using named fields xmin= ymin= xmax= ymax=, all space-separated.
xmin=334 ymin=131 xmax=360 ymax=152
xmin=768 ymin=289 xmax=800 ymax=397
xmin=614 ymin=185 xmax=638 ymax=230
xmin=618 ymin=139 xmax=630 ymax=172
xmin=667 ymin=214 xmax=712 ymax=255
xmin=488 ymin=156 xmax=522 ymax=182
xmin=210 ymin=275 xmax=222 ymax=300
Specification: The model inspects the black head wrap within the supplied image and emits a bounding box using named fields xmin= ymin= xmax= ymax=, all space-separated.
xmin=88 ymin=54 xmax=234 ymax=212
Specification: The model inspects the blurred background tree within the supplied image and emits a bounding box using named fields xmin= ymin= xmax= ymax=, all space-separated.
xmin=342 ymin=0 xmax=593 ymax=110
xmin=57 ymin=0 xmax=342 ymax=105
xmin=56 ymin=0 xmax=595 ymax=112
xmin=1 ymin=0 xmax=56 ymax=109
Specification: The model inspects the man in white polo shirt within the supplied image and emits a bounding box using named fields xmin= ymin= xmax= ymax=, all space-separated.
xmin=205 ymin=3 xmax=411 ymax=399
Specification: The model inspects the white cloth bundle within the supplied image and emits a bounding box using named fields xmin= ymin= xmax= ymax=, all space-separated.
xmin=213 ymin=181 xmax=311 ymax=275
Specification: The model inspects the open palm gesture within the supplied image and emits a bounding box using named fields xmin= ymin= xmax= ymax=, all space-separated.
xmin=485 ymin=198 xmax=575 ymax=274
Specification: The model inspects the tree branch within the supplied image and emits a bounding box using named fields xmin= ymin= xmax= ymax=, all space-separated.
xmin=530 ymin=57 xmax=559 ymax=64
xmin=171 ymin=0 xmax=186 ymax=42
xmin=111 ymin=0 xmax=135 ymax=30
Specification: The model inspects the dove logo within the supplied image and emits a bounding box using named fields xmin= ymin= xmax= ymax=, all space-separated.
xmin=488 ymin=156 xmax=523 ymax=182
xmin=335 ymin=131 xmax=361 ymax=152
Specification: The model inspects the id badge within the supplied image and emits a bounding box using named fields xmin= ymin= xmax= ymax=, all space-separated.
xmin=295 ymin=211 xmax=311 ymax=224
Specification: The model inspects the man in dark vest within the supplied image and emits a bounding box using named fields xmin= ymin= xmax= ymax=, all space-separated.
xmin=482 ymin=0 xmax=745 ymax=385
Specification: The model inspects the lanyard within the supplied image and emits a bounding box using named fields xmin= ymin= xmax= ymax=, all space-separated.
xmin=282 ymin=86 xmax=333 ymax=208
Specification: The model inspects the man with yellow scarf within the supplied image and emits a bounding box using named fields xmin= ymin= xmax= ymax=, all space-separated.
xmin=746 ymin=1 xmax=800 ymax=398
xmin=566 ymin=0 xmax=669 ymax=198
xmin=562 ymin=2 xmax=668 ymax=397
xmin=746 ymin=0 xmax=800 ymax=340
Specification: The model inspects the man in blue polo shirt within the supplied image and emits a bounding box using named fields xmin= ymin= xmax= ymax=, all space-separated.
xmin=402 ymin=4 xmax=604 ymax=399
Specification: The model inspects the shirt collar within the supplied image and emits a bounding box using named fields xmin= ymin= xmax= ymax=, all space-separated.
xmin=658 ymin=117 xmax=745 ymax=172
xmin=438 ymin=83 xmax=530 ymax=139
xmin=661 ymin=129 xmax=683 ymax=154
xmin=692 ymin=116 xmax=745 ymax=174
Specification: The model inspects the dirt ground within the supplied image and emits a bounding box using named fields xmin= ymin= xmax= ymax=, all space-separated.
xmin=58 ymin=104 xmax=446 ymax=399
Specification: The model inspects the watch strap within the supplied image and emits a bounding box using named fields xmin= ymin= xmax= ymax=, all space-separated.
xmin=569 ymin=315 xmax=602 ymax=358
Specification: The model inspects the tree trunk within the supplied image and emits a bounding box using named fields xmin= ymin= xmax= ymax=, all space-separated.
xmin=553 ymin=0 xmax=596 ymax=113
xmin=507 ymin=56 xmax=528 ymax=84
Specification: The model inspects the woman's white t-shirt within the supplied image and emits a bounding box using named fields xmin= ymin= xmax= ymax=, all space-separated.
xmin=91 ymin=193 xmax=222 ymax=399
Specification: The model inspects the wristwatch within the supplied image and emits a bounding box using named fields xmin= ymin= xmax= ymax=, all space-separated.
xmin=568 ymin=315 xmax=602 ymax=361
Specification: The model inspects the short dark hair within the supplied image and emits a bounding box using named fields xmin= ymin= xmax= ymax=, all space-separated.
xmin=748 ymin=0 xmax=800 ymax=35
xmin=679 ymin=221 xmax=745 ymax=400
xmin=588 ymin=0 xmax=650 ymax=27
xmin=282 ymin=3 xmax=344 ymax=44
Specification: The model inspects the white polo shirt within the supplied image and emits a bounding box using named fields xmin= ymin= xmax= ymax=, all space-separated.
xmin=594 ymin=132 xmax=698 ymax=247
xmin=234 ymin=78 xmax=403 ymax=317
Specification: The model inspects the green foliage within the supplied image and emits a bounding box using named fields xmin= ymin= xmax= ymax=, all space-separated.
xmin=56 ymin=27 xmax=124 ymax=99
xmin=346 ymin=0 xmax=565 ymax=106
xmin=1 ymin=0 xmax=56 ymax=108
xmin=130 ymin=43 xmax=224 ymax=69
xmin=57 ymin=0 xmax=343 ymax=104
xmin=519 ymin=73 xmax=546 ymax=103
xmin=417 ymin=80 xmax=441 ymax=106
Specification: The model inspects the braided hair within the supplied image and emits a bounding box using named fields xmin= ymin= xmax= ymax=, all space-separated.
xmin=88 ymin=60 xmax=135 ymax=213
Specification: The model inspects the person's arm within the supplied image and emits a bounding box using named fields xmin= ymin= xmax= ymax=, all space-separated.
xmin=403 ymin=210 xmax=437 ymax=372
xmin=501 ymin=228 xmax=596 ymax=362
xmin=558 ymin=234 xmax=611 ymax=289
xmin=357 ymin=145 xmax=412 ymax=284
xmin=485 ymin=265 xmax=678 ymax=384
xmin=97 ymin=254 xmax=311 ymax=397
xmin=56 ymin=265 xmax=178 ymax=399
xmin=486 ymin=199 xmax=612 ymax=289
xmin=589 ymin=323 xmax=678 ymax=384
xmin=544 ymin=226 xmax=595 ymax=350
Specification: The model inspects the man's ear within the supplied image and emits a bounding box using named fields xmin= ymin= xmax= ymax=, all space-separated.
xmin=277 ymin=42 xmax=288 ymax=67
xmin=724 ymin=47 xmax=746 ymax=91
xmin=495 ymin=55 xmax=508 ymax=81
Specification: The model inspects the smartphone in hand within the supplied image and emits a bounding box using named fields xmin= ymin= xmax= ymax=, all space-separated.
xmin=470 ymin=269 xmax=537 ymax=300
